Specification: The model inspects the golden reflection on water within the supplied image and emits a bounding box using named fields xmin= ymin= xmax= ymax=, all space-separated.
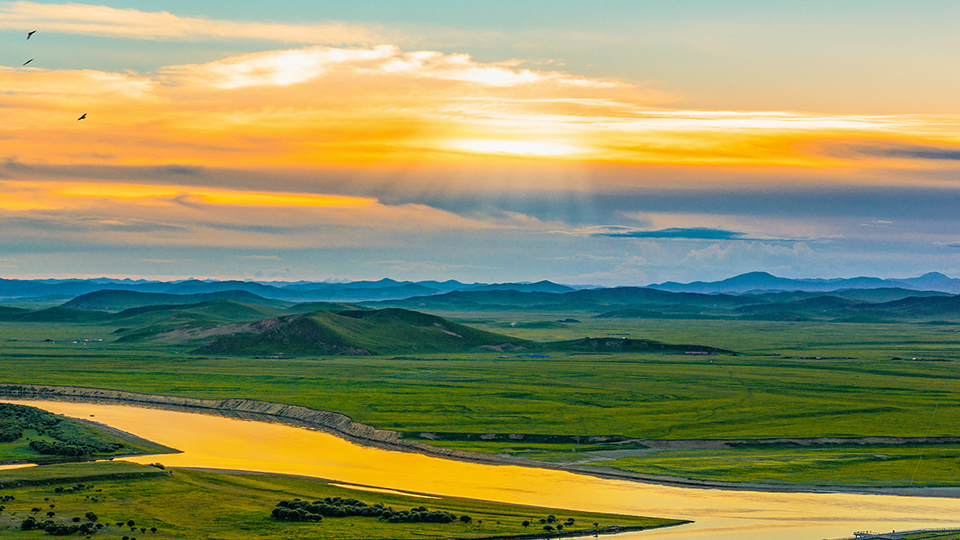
xmin=6 ymin=400 xmax=960 ymax=540
xmin=0 ymin=463 xmax=36 ymax=471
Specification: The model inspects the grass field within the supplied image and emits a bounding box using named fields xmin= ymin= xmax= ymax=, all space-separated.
xmin=0 ymin=463 xmax=681 ymax=539
xmin=0 ymin=403 xmax=175 ymax=464
xmin=0 ymin=312 xmax=958 ymax=487
xmin=561 ymin=445 xmax=960 ymax=487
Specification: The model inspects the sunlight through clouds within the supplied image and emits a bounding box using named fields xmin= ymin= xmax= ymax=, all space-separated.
xmin=2 ymin=2 xmax=960 ymax=281
xmin=4 ymin=38 xmax=960 ymax=170
xmin=445 ymin=139 xmax=585 ymax=157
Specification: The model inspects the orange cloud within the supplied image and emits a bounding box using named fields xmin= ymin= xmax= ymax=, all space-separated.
xmin=2 ymin=39 xmax=960 ymax=171
xmin=0 ymin=179 xmax=515 ymax=249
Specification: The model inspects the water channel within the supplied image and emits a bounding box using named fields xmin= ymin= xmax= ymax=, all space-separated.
xmin=5 ymin=399 xmax=960 ymax=540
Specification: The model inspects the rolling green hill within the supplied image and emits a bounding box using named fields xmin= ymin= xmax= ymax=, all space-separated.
xmin=194 ymin=308 xmax=534 ymax=356
xmin=62 ymin=289 xmax=292 ymax=311
xmin=285 ymin=301 xmax=367 ymax=314
xmin=549 ymin=336 xmax=731 ymax=354
xmin=113 ymin=299 xmax=287 ymax=325
xmin=2 ymin=307 xmax=112 ymax=323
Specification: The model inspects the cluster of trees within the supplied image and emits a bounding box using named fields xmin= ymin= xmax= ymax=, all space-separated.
xmin=523 ymin=514 xmax=578 ymax=532
xmin=20 ymin=515 xmax=100 ymax=535
xmin=0 ymin=419 xmax=22 ymax=442
xmin=10 ymin=485 xmax=158 ymax=537
xmin=0 ymin=403 xmax=124 ymax=456
xmin=272 ymin=498 xmax=465 ymax=525
xmin=54 ymin=483 xmax=96 ymax=495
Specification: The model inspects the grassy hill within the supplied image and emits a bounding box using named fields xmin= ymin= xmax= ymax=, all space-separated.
xmin=548 ymin=336 xmax=732 ymax=354
xmin=62 ymin=289 xmax=292 ymax=311
xmin=379 ymin=287 xmax=960 ymax=322
xmin=0 ymin=307 xmax=112 ymax=323
xmin=195 ymin=308 xmax=533 ymax=356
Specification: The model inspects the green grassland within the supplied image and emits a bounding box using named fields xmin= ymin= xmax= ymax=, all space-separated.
xmin=0 ymin=461 xmax=168 ymax=486
xmin=0 ymin=464 xmax=680 ymax=539
xmin=1 ymin=296 xmax=960 ymax=487
xmin=526 ymin=445 xmax=960 ymax=487
xmin=888 ymin=532 xmax=960 ymax=540
xmin=0 ymin=403 xmax=174 ymax=464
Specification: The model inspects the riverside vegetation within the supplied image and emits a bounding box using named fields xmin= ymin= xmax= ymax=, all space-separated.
xmin=0 ymin=452 xmax=679 ymax=538
xmin=0 ymin=403 xmax=171 ymax=464
xmin=1 ymin=287 xmax=959 ymax=489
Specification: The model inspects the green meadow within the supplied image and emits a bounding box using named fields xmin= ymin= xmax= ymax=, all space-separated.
xmin=1 ymin=297 xmax=959 ymax=488
xmin=0 ymin=463 xmax=679 ymax=538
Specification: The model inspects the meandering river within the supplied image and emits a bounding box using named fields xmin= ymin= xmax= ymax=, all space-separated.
xmin=5 ymin=399 xmax=960 ymax=540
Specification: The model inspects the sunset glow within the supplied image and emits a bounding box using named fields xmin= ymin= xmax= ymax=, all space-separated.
xmin=1 ymin=2 xmax=959 ymax=282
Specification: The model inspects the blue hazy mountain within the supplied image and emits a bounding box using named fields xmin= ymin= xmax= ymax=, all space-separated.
xmin=648 ymin=272 xmax=960 ymax=294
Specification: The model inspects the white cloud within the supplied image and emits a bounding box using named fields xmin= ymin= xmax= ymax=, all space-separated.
xmin=684 ymin=241 xmax=815 ymax=263
xmin=571 ymin=255 xmax=649 ymax=286
xmin=0 ymin=1 xmax=386 ymax=45
xmin=160 ymin=44 xmax=616 ymax=91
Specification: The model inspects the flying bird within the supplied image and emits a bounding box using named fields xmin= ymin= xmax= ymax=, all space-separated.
xmin=26 ymin=31 xmax=36 ymax=39
xmin=22 ymin=59 xmax=33 ymax=66
xmin=77 ymin=113 xmax=87 ymax=121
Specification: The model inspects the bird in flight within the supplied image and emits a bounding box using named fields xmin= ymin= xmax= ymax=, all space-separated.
xmin=27 ymin=30 xmax=36 ymax=39
xmin=77 ymin=113 xmax=87 ymax=121
xmin=22 ymin=59 xmax=33 ymax=66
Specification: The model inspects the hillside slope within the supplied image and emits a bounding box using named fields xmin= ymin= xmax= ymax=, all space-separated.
xmin=195 ymin=308 xmax=533 ymax=356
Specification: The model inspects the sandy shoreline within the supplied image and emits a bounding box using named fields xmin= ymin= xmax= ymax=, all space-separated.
xmin=2 ymin=382 xmax=959 ymax=499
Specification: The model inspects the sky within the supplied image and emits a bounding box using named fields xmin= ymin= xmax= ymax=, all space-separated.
xmin=2 ymin=1 xmax=960 ymax=285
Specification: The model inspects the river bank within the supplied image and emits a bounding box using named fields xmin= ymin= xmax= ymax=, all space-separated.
xmin=2 ymin=383 xmax=959 ymax=499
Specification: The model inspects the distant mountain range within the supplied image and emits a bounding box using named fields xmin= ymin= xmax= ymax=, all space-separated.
xmin=0 ymin=277 xmax=578 ymax=302
xmin=1 ymin=272 xmax=959 ymax=304
xmin=648 ymin=272 xmax=960 ymax=295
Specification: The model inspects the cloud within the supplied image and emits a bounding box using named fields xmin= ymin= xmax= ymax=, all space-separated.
xmin=840 ymin=142 xmax=960 ymax=162
xmin=160 ymin=45 xmax=617 ymax=91
xmin=570 ymin=256 xmax=650 ymax=286
xmin=683 ymin=241 xmax=815 ymax=263
xmin=5 ymin=33 xmax=958 ymax=170
xmin=594 ymin=227 xmax=747 ymax=240
xmin=0 ymin=1 xmax=386 ymax=45
xmin=367 ymin=260 xmax=488 ymax=274
xmin=0 ymin=179 xmax=513 ymax=250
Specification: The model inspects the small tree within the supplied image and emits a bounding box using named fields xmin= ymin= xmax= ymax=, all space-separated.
xmin=459 ymin=515 xmax=472 ymax=524
xmin=522 ymin=520 xmax=530 ymax=527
